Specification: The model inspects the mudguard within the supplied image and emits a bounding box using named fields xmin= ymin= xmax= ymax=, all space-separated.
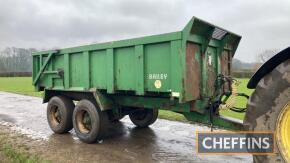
xmin=247 ymin=47 xmax=290 ymax=89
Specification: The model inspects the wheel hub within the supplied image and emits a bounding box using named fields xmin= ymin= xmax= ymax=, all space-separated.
xmin=51 ymin=106 xmax=61 ymax=125
xmin=276 ymin=102 xmax=290 ymax=162
xmin=77 ymin=110 xmax=92 ymax=134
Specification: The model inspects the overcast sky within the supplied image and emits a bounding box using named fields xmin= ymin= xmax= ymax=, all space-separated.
xmin=0 ymin=0 xmax=289 ymax=62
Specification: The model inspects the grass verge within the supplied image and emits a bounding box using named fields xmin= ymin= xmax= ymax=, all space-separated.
xmin=1 ymin=144 xmax=41 ymax=163
xmin=159 ymin=110 xmax=188 ymax=122
xmin=0 ymin=133 xmax=46 ymax=163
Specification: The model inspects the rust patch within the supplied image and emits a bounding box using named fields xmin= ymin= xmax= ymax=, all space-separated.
xmin=185 ymin=42 xmax=200 ymax=101
xmin=220 ymin=50 xmax=232 ymax=91
xmin=189 ymin=100 xmax=196 ymax=112
xmin=198 ymin=49 xmax=216 ymax=97
xmin=206 ymin=58 xmax=216 ymax=97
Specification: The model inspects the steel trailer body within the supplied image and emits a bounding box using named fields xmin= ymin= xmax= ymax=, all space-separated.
xmin=32 ymin=15 xmax=290 ymax=162
xmin=32 ymin=17 xmax=241 ymax=129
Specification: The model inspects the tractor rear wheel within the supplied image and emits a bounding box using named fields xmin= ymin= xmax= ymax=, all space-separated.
xmin=244 ymin=59 xmax=290 ymax=163
xmin=129 ymin=108 xmax=158 ymax=128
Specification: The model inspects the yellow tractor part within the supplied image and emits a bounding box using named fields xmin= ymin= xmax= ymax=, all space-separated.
xmin=219 ymin=80 xmax=241 ymax=110
xmin=276 ymin=102 xmax=290 ymax=162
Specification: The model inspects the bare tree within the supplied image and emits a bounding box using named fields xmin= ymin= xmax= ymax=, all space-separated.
xmin=256 ymin=49 xmax=280 ymax=63
xmin=0 ymin=47 xmax=36 ymax=72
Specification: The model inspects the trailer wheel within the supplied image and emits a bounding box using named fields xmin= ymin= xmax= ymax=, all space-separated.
xmin=129 ymin=109 xmax=158 ymax=128
xmin=244 ymin=59 xmax=290 ymax=163
xmin=73 ymin=99 xmax=108 ymax=143
xmin=47 ymin=96 xmax=75 ymax=134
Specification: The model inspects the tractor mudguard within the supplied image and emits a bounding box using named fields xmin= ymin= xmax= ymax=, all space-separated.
xmin=247 ymin=47 xmax=290 ymax=89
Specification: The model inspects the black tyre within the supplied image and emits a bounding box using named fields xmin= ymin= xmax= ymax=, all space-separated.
xmin=47 ymin=96 xmax=75 ymax=134
xmin=129 ymin=109 xmax=158 ymax=128
xmin=73 ymin=99 xmax=108 ymax=143
xmin=244 ymin=59 xmax=290 ymax=163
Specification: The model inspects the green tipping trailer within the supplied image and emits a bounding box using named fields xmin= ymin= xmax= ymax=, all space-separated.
xmin=33 ymin=17 xmax=242 ymax=143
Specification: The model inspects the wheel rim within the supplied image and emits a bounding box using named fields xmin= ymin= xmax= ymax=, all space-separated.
xmin=50 ymin=105 xmax=62 ymax=126
xmin=276 ymin=102 xmax=290 ymax=162
xmin=76 ymin=110 xmax=92 ymax=134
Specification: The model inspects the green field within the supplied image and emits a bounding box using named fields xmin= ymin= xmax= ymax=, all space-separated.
xmin=0 ymin=77 xmax=42 ymax=97
xmin=0 ymin=77 xmax=253 ymax=121
xmin=219 ymin=78 xmax=254 ymax=120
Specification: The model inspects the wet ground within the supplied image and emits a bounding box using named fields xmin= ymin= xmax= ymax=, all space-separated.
xmin=0 ymin=91 xmax=252 ymax=162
